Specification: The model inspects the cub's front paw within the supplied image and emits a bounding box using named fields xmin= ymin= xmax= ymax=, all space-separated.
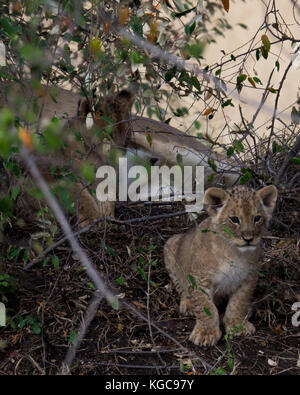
xmin=179 ymin=297 xmax=192 ymax=315
xmin=224 ymin=320 xmax=256 ymax=336
xmin=189 ymin=322 xmax=222 ymax=346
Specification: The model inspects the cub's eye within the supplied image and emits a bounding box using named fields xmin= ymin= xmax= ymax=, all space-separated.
xmin=254 ymin=215 xmax=262 ymax=223
xmin=229 ymin=216 xmax=240 ymax=224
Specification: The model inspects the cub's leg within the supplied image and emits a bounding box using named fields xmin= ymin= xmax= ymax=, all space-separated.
xmin=189 ymin=287 xmax=222 ymax=346
xmin=164 ymin=235 xmax=191 ymax=315
xmin=223 ymin=272 xmax=257 ymax=336
xmin=74 ymin=183 xmax=114 ymax=228
xmin=165 ymin=236 xmax=221 ymax=345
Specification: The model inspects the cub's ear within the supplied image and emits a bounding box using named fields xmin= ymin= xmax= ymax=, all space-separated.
xmin=204 ymin=187 xmax=230 ymax=216
xmin=257 ymin=185 xmax=277 ymax=215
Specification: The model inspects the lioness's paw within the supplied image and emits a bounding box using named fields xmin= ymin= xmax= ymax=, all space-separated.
xmin=225 ymin=320 xmax=256 ymax=336
xmin=189 ymin=322 xmax=222 ymax=346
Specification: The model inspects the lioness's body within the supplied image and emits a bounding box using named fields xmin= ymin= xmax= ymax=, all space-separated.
xmin=0 ymin=81 xmax=240 ymax=185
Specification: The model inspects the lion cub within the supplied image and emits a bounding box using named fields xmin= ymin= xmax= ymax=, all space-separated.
xmin=164 ymin=185 xmax=277 ymax=346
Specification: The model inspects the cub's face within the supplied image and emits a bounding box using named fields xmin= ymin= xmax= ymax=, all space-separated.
xmin=204 ymin=185 xmax=278 ymax=249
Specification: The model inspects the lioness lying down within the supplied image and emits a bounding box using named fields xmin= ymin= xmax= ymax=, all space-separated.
xmin=0 ymin=81 xmax=240 ymax=230
xmin=0 ymin=83 xmax=134 ymax=228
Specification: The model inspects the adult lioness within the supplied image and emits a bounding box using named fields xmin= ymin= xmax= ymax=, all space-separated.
xmin=0 ymin=81 xmax=240 ymax=227
xmin=0 ymin=82 xmax=134 ymax=227
xmin=0 ymin=81 xmax=240 ymax=189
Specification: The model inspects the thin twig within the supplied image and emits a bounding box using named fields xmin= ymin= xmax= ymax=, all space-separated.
xmin=274 ymin=135 xmax=300 ymax=183
xmin=60 ymin=291 xmax=103 ymax=375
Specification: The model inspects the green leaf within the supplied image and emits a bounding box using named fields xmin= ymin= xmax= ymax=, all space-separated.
xmin=233 ymin=139 xmax=244 ymax=153
xmin=52 ymin=255 xmax=59 ymax=268
xmin=268 ymin=87 xmax=277 ymax=94
xmin=222 ymin=99 xmax=234 ymax=108
xmin=185 ymin=21 xmax=196 ymax=35
xmin=138 ymin=267 xmax=147 ymax=281
xmin=227 ymin=358 xmax=234 ymax=371
xmin=272 ymin=140 xmax=283 ymax=154
xmin=226 ymin=146 xmax=234 ymax=157
xmin=275 ymin=60 xmax=280 ymax=71
xmin=187 ymin=42 xmax=205 ymax=58
xmin=0 ymin=108 xmax=14 ymax=130
xmin=32 ymin=323 xmax=41 ymax=335
xmin=11 ymin=185 xmax=20 ymax=200
xmin=240 ymin=171 xmax=252 ymax=184
xmin=116 ymin=277 xmax=126 ymax=286
xmin=236 ymin=74 xmax=247 ymax=93
xmin=238 ymin=74 xmax=247 ymax=83
xmin=222 ymin=225 xmax=235 ymax=239
xmin=165 ymin=67 xmax=177 ymax=82
xmin=130 ymin=16 xmax=143 ymax=37
xmin=256 ymin=48 xmax=261 ymax=61
xmin=190 ymin=76 xmax=201 ymax=91
xmin=88 ymin=282 xmax=96 ymax=290
xmin=188 ymin=274 xmax=197 ymax=289
xmin=68 ymin=330 xmax=77 ymax=345
xmin=208 ymin=158 xmax=217 ymax=171
xmin=7 ymin=246 xmax=21 ymax=260
xmin=80 ymin=163 xmax=95 ymax=183
xmin=291 ymin=157 xmax=300 ymax=165
xmin=105 ymin=246 xmax=117 ymax=257
xmin=203 ymin=307 xmax=212 ymax=317
xmin=207 ymin=173 xmax=215 ymax=183
xmin=44 ymin=118 xmax=63 ymax=150
xmin=253 ymin=76 xmax=263 ymax=85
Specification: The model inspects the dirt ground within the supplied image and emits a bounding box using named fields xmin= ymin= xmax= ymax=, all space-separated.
xmin=0 ymin=196 xmax=299 ymax=375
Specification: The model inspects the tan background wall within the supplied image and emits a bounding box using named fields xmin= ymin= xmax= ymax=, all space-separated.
xmin=168 ymin=0 xmax=299 ymax=143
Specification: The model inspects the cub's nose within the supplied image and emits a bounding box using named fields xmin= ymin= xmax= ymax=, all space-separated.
xmin=242 ymin=235 xmax=254 ymax=244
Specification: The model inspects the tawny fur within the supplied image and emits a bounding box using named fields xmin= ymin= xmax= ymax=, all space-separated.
xmin=164 ymin=185 xmax=277 ymax=346
xmin=0 ymin=83 xmax=134 ymax=228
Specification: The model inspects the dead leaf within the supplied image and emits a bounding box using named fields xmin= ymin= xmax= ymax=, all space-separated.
xmin=221 ymin=0 xmax=230 ymax=13
xmin=147 ymin=20 xmax=159 ymax=43
xmin=203 ymin=107 xmax=213 ymax=116
xmin=146 ymin=132 xmax=152 ymax=146
xmin=248 ymin=77 xmax=256 ymax=88
xmin=273 ymin=324 xmax=283 ymax=335
xmin=205 ymin=133 xmax=217 ymax=145
xmin=18 ymin=128 xmax=34 ymax=151
xmin=276 ymin=238 xmax=293 ymax=249
xmin=118 ymin=6 xmax=130 ymax=26
xmin=12 ymin=333 xmax=21 ymax=345
xmin=132 ymin=301 xmax=146 ymax=309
